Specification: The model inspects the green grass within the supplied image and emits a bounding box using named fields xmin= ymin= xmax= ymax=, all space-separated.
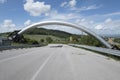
xmin=23 ymin=34 xmax=68 ymax=44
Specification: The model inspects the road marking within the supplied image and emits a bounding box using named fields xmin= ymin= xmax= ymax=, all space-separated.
xmin=30 ymin=52 xmax=55 ymax=80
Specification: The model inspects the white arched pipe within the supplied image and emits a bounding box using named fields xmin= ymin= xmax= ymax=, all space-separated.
xmin=18 ymin=21 xmax=112 ymax=48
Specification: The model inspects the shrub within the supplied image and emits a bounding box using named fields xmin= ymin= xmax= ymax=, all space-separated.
xmin=40 ymin=39 xmax=44 ymax=43
xmin=46 ymin=37 xmax=53 ymax=43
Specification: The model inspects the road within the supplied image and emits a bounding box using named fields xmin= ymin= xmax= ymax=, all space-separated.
xmin=0 ymin=44 xmax=120 ymax=80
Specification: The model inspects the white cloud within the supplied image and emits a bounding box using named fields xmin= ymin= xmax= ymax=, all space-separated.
xmin=0 ymin=0 xmax=6 ymax=4
xmin=104 ymin=20 xmax=120 ymax=30
xmin=83 ymin=5 xmax=101 ymax=10
xmin=95 ymin=20 xmax=120 ymax=37
xmin=60 ymin=0 xmax=101 ymax=12
xmin=0 ymin=19 xmax=16 ymax=33
xmin=24 ymin=19 xmax=32 ymax=26
xmin=75 ymin=19 xmax=96 ymax=31
xmin=60 ymin=2 xmax=67 ymax=7
xmin=69 ymin=0 xmax=76 ymax=7
xmin=105 ymin=18 xmax=112 ymax=23
xmin=75 ymin=17 xmax=120 ymax=32
xmin=75 ymin=19 xmax=81 ymax=23
xmin=75 ymin=18 xmax=86 ymax=24
xmin=24 ymin=0 xmax=51 ymax=16
xmin=95 ymin=25 xmax=104 ymax=30
xmin=81 ymin=18 xmax=85 ymax=22
xmin=105 ymin=12 xmax=120 ymax=16
xmin=89 ymin=21 xmax=94 ymax=24
xmin=43 ymin=10 xmax=81 ymax=21
xmin=60 ymin=0 xmax=76 ymax=8
xmin=86 ymin=11 xmax=120 ymax=22
xmin=72 ymin=4 xmax=102 ymax=12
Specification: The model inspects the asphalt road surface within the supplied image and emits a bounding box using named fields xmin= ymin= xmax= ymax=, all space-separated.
xmin=0 ymin=44 xmax=120 ymax=80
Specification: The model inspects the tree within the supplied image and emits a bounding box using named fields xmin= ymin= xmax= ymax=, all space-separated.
xmin=40 ymin=39 xmax=44 ymax=43
xmin=46 ymin=37 xmax=53 ymax=43
xmin=72 ymin=35 xmax=79 ymax=42
xmin=79 ymin=35 xmax=104 ymax=47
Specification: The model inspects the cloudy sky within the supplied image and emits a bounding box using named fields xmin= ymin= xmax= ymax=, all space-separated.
xmin=0 ymin=0 xmax=120 ymax=37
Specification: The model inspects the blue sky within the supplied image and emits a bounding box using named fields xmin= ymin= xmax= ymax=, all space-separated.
xmin=0 ymin=0 xmax=120 ymax=37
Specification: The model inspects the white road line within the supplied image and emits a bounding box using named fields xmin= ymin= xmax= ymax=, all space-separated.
xmin=30 ymin=52 xmax=55 ymax=80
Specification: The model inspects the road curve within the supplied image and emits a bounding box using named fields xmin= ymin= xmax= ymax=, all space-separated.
xmin=0 ymin=44 xmax=120 ymax=80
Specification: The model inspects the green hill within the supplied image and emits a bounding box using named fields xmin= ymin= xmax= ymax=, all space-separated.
xmin=24 ymin=28 xmax=72 ymax=38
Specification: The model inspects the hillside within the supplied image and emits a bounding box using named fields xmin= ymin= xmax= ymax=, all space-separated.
xmin=24 ymin=34 xmax=68 ymax=44
xmin=24 ymin=28 xmax=72 ymax=38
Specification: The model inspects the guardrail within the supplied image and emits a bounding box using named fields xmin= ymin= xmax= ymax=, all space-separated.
xmin=0 ymin=45 xmax=41 ymax=51
xmin=69 ymin=44 xmax=120 ymax=57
